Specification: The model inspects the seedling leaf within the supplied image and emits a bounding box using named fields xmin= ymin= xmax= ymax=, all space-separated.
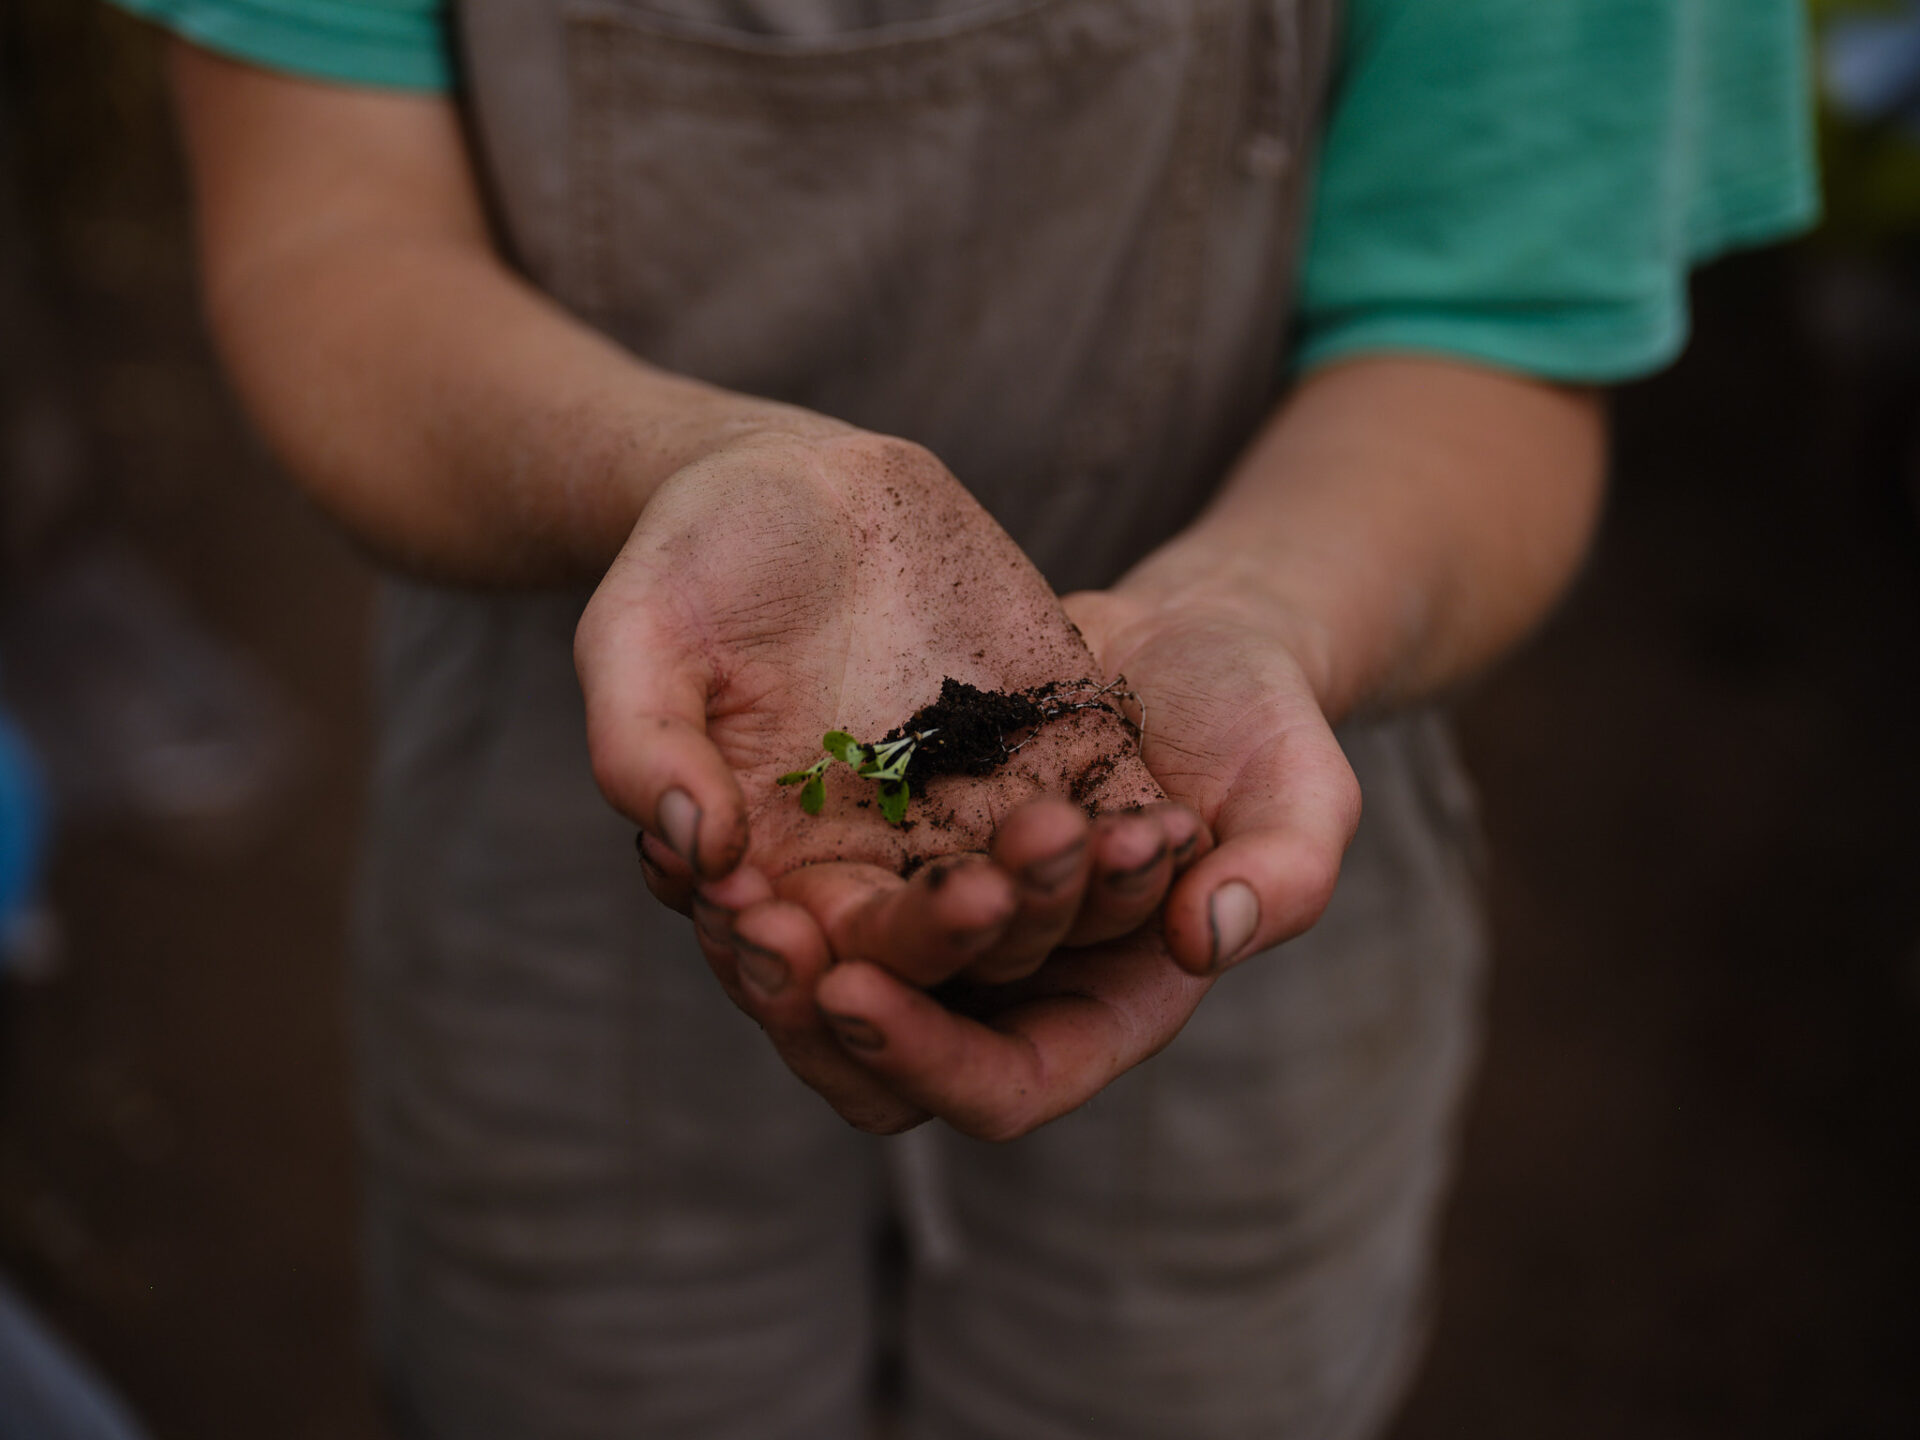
xmin=822 ymin=731 xmax=865 ymax=766
xmin=778 ymin=755 xmax=831 ymax=787
xmin=782 ymin=728 xmax=930 ymax=825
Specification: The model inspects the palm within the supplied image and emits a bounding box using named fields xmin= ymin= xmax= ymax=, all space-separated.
xmin=583 ymin=432 xmax=1161 ymax=879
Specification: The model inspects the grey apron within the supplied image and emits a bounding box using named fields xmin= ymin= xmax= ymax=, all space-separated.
xmin=355 ymin=3 xmax=1487 ymax=1437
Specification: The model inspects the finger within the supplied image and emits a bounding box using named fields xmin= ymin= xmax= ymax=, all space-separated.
xmin=729 ymin=899 xmax=926 ymax=1135
xmin=1164 ymin=802 xmax=1215 ymax=874
xmin=693 ymin=874 xmax=926 ymax=1134
xmin=775 ymin=857 xmax=1017 ymax=987
xmin=814 ymin=937 xmax=1211 ymax=1142
xmin=635 ymin=830 xmax=695 ymax=914
xmin=1160 ymin=727 xmax=1361 ymax=975
xmin=962 ymin=797 xmax=1092 ymax=984
xmin=1057 ymin=805 xmax=1190 ymax=947
xmin=576 ymin=592 xmax=749 ymax=882
xmin=686 ymin=866 xmax=776 ymax=1012
xmin=962 ymin=800 xmax=1207 ymax=981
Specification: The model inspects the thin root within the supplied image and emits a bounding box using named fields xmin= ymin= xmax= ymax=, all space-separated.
xmin=1004 ymin=675 xmax=1146 ymax=759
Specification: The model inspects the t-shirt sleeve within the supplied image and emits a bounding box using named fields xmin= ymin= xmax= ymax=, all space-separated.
xmin=110 ymin=0 xmax=452 ymax=93
xmin=1294 ymin=0 xmax=1821 ymax=383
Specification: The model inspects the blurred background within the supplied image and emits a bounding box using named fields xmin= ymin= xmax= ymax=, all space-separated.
xmin=0 ymin=1 xmax=1917 ymax=1437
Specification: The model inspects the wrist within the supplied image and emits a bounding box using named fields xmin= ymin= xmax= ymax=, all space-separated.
xmin=586 ymin=389 xmax=856 ymax=563
xmin=685 ymin=399 xmax=858 ymax=464
xmin=1107 ymin=543 xmax=1344 ymax=713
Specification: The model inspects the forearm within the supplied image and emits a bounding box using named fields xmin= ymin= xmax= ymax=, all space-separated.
xmin=1116 ymin=355 xmax=1606 ymax=721
xmin=173 ymin=44 xmax=836 ymax=584
xmin=211 ymin=233 xmax=828 ymax=583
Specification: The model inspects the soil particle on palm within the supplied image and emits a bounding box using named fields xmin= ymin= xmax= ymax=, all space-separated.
xmin=1069 ymin=753 xmax=1117 ymax=810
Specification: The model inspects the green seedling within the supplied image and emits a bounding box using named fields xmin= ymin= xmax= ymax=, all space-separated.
xmin=777 ymin=728 xmax=935 ymax=825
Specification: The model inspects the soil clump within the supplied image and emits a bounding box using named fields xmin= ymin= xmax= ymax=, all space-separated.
xmin=882 ymin=675 xmax=1134 ymax=788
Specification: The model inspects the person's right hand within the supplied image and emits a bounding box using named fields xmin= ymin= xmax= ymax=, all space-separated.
xmin=575 ymin=425 xmax=1205 ymax=1124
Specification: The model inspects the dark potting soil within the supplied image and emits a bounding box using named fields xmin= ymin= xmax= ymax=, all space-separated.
xmin=882 ymin=675 xmax=1122 ymax=788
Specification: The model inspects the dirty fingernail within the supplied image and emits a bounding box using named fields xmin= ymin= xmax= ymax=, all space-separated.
xmin=1208 ymin=881 xmax=1261 ymax=969
xmin=1105 ymin=842 xmax=1169 ymax=889
xmin=635 ymin=829 xmax=679 ymax=873
xmin=735 ymin=938 xmax=789 ymax=996
xmin=657 ymin=788 xmax=701 ymax=867
xmin=1022 ymin=842 xmax=1086 ymax=892
xmin=691 ymin=894 xmax=733 ymax=947
xmin=825 ymin=1013 xmax=886 ymax=1052
xmin=923 ymin=855 xmax=989 ymax=892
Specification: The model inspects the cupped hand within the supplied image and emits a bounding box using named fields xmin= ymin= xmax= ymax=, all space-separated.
xmin=1062 ymin=586 xmax=1363 ymax=975
xmin=684 ymin=577 xmax=1360 ymax=1142
xmin=740 ymin=903 xmax=1213 ymax=1141
xmin=577 ymin=426 xmax=1203 ymax=995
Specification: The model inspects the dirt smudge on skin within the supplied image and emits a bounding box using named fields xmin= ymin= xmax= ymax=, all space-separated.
xmin=1070 ymin=754 xmax=1117 ymax=809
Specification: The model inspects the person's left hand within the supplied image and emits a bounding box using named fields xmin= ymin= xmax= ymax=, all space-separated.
xmin=695 ymin=583 xmax=1364 ymax=1139
xmin=1060 ymin=585 xmax=1363 ymax=978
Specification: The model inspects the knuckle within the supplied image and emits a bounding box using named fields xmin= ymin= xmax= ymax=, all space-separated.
xmin=825 ymin=432 xmax=952 ymax=496
xmin=845 ymin=1106 xmax=927 ymax=1137
xmin=708 ymin=812 xmax=750 ymax=876
xmin=638 ymin=869 xmax=693 ymax=915
xmin=1276 ymin=845 xmax=1343 ymax=937
xmin=964 ymin=953 xmax=1046 ymax=987
xmin=1301 ymin=846 xmax=1343 ymax=907
xmin=571 ymin=606 xmax=608 ymax=675
xmin=586 ymin=742 xmax=641 ymax=815
xmin=1337 ymin=771 xmax=1364 ymax=839
xmin=843 ymin=430 xmax=934 ymax=473
xmin=960 ymin=1102 xmax=1042 ymax=1145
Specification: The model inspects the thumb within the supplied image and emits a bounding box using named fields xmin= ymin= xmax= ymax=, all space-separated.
xmin=1060 ymin=588 xmax=1141 ymax=672
xmin=1159 ymin=717 xmax=1361 ymax=976
xmin=575 ymin=585 xmax=749 ymax=882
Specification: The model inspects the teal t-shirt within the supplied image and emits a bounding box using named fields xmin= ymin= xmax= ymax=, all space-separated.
xmin=115 ymin=0 xmax=1819 ymax=383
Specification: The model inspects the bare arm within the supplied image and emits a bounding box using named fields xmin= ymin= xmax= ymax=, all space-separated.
xmin=1090 ymin=353 xmax=1605 ymax=972
xmin=171 ymin=42 xmax=839 ymax=584
xmin=1112 ymin=355 xmax=1606 ymax=722
xmin=175 ymin=46 xmax=1603 ymax=1138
